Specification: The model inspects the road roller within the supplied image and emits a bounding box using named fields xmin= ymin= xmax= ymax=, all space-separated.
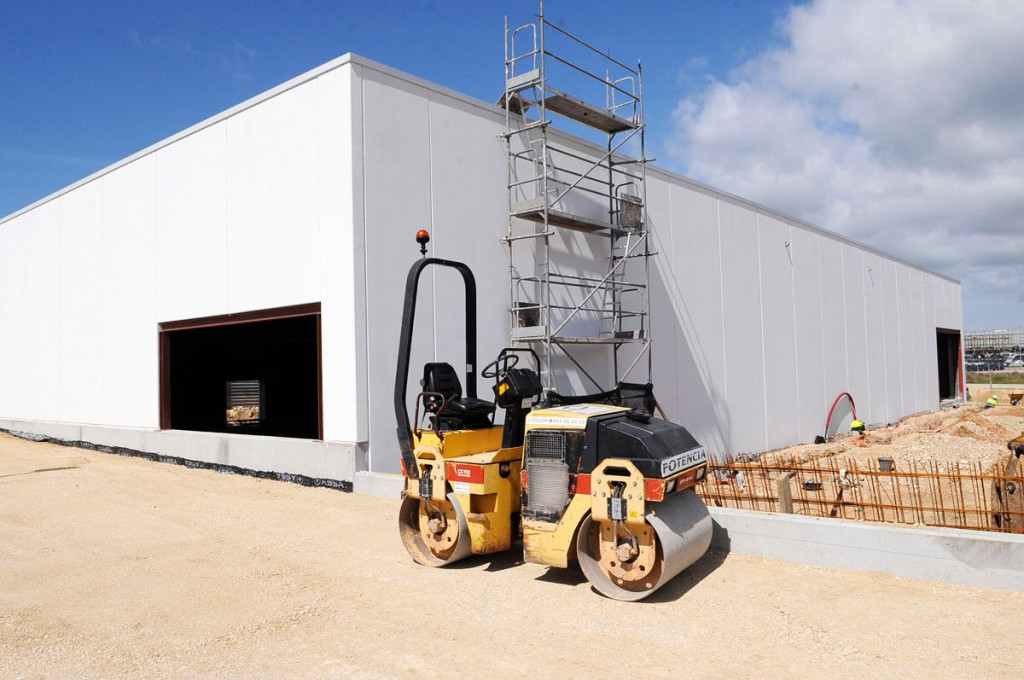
xmin=394 ymin=238 xmax=712 ymax=600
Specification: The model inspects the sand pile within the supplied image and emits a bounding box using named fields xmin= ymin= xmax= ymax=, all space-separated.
xmin=765 ymin=403 xmax=1024 ymax=472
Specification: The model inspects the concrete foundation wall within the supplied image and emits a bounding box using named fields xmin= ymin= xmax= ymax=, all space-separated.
xmin=709 ymin=506 xmax=1024 ymax=592
xmin=0 ymin=418 xmax=366 ymax=485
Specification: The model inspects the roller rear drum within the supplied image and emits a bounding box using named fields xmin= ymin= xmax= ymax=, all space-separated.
xmin=577 ymin=489 xmax=712 ymax=601
xmin=399 ymin=492 xmax=473 ymax=566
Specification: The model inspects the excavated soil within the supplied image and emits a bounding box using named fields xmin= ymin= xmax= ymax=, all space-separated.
xmin=1 ymin=432 xmax=1022 ymax=679
xmin=769 ymin=393 xmax=1024 ymax=470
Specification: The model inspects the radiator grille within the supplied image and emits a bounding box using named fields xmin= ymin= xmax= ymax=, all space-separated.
xmin=526 ymin=459 xmax=569 ymax=516
xmin=526 ymin=431 xmax=565 ymax=459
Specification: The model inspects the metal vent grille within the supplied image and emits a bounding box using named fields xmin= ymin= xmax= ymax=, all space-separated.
xmin=227 ymin=380 xmax=261 ymax=407
xmin=526 ymin=431 xmax=565 ymax=460
xmin=526 ymin=459 xmax=569 ymax=516
xmin=226 ymin=379 xmax=261 ymax=425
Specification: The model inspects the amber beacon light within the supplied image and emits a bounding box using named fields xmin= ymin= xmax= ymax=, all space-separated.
xmin=415 ymin=229 xmax=430 ymax=256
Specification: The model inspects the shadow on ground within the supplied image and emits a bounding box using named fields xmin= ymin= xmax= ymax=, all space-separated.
xmin=410 ymin=525 xmax=732 ymax=601
xmin=0 ymin=466 xmax=79 ymax=479
xmin=449 ymin=546 xmax=524 ymax=573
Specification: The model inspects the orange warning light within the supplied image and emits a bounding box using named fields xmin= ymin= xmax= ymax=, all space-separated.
xmin=416 ymin=229 xmax=430 ymax=256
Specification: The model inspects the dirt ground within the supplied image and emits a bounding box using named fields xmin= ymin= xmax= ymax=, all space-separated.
xmin=2 ymin=432 xmax=1022 ymax=679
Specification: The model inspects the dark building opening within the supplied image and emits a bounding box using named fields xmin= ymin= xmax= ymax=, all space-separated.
xmin=160 ymin=304 xmax=322 ymax=439
xmin=936 ymin=329 xmax=962 ymax=401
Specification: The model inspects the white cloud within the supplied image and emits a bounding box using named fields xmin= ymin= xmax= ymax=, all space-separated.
xmin=128 ymin=29 xmax=193 ymax=55
xmin=668 ymin=0 xmax=1024 ymax=329
xmin=223 ymin=40 xmax=257 ymax=83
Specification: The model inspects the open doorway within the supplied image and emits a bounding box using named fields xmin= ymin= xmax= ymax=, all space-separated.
xmin=936 ymin=329 xmax=962 ymax=401
xmin=160 ymin=303 xmax=322 ymax=439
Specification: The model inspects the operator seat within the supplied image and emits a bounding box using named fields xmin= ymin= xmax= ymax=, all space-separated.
xmin=421 ymin=362 xmax=496 ymax=429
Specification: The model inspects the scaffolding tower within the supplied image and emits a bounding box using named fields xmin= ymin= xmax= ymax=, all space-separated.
xmin=501 ymin=2 xmax=651 ymax=395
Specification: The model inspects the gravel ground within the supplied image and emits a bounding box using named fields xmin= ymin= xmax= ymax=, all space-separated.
xmin=1 ymin=432 xmax=1022 ymax=679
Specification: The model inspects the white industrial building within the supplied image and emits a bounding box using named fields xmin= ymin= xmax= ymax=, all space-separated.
xmin=0 ymin=53 xmax=964 ymax=486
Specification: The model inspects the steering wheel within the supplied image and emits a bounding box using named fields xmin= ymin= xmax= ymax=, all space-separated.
xmin=481 ymin=352 xmax=519 ymax=379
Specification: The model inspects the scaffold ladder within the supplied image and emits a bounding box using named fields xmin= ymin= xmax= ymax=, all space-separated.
xmin=500 ymin=0 xmax=652 ymax=395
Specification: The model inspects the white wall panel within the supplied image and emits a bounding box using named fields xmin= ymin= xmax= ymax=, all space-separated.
xmin=359 ymin=69 xmax=436 ymax=473
xmin=757 ymin=216 xmax=799 ymax=450
xmin=226 ymin=80 xmax=321 ymax=313
xmin=841 ymin=246 xmax=871 ymax=425
xmin=646 ymin=173 xmax=677 ymax=426
xmin=647 ymin=180 xmax=677 ymax=403
xmin=57 ymin=184 xmax=105 ymax=424
xmin=935 ymin=279 xmax=954 ymax=330
xmin=317 ymin=68 xmax=362 ymax=443
xmin=791 ymin=227 xmax=826 ymax=441
xmin=426 ymin=92 xmax=510 ymax=391
xmin=0 ymin=220 xmax=25 ymax=418
xmin=819 ymin=237 xmax=849 ymax=424
xmin=896 ymin=265 xmax=916 ymax=414
xmin=155 ymin=123 xmax=228 ymax=322
xmin=910 ymin=269 xmax=930 ymax=411
xmin=862 ymin=253 xmax=890 ymax=424
xmin=934 ymin=279 xmax=948 ymax=330
xmin=101 ymin=157 xmax=158 ymax=428
xmin=879 ymin=261 xmax=903 ymax=423
xmin=718 ymin=201 xmax=767 ymax=454
xmin=951 ymin=280 xmax=961 ymax=329
xmin=922 ymin=274 xmax=937 ymax=402
xmin=659 ymin=184 xmax=728 ymax=452
xmin=21 ymin=203 xmax=61 ymax=421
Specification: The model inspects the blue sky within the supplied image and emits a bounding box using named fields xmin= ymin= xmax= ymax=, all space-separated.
xmin=0 ymin=0 xmax=790 ymax=216
xmin=3 ymin=0 xmax=1022 ymax=330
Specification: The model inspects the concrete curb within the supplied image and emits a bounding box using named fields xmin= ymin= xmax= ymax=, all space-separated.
xmin=353 ymin=471 xmax=405 ymax=498
xmin=708 ymin=506 xmax=1024 ymax=592
xmin=0 ymin=418 xmax=367 ymax=489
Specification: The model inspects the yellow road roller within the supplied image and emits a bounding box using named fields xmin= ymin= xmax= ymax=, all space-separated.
xmin=394 ymin=244 xmax=712 ymax=600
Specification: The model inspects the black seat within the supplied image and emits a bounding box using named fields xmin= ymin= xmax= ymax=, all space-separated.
xmin=421 ymin=362 xmax=495 ymax=429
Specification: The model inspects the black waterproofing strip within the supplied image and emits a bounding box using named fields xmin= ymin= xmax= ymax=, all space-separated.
xmin=0 ymin=428 xmax=353 ymax=492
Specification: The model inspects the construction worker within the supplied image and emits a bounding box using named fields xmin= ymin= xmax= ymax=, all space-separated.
xmin=850 ymin=419 xmax=866 ymax=434
xmin=986 ymin=395 xmax=998 ymax=409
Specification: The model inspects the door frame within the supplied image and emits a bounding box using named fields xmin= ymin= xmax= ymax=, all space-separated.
xmin=158 ymin=302 xmax=323 ymax=438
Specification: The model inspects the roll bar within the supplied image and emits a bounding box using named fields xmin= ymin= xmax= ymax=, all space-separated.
xmin=394 ymin=257 xmax=478 ymax=478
